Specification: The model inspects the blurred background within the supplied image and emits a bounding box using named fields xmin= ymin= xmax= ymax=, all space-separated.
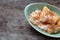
xmin=0 ymin=0 xmax=60 ymax=40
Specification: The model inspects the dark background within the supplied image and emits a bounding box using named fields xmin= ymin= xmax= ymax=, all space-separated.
xmin=0 ymin=0 xmax=60 ymax=40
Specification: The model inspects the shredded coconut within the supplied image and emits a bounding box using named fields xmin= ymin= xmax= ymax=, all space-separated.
xmin=38 ymin=25 xmax=48 ymax=30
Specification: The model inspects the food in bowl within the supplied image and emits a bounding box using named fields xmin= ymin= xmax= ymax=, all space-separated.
xmin=29 ymin=6 xmax=60 ymax=34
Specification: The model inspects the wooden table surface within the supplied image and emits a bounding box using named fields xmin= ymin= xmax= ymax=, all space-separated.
xmin=0 ymin=0 xmax=60 ymax=40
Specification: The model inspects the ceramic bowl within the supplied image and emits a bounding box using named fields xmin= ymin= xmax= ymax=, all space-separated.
xmin=24 ymin=3 xmax=60 ymax=38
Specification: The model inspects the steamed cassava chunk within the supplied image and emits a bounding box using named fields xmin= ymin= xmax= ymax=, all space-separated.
xmin=42 ymin=6 xmax=59 ymax=24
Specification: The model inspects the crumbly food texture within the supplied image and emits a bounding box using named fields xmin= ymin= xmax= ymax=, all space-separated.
xmin=29 ymin=6 xmax=60 ymax=34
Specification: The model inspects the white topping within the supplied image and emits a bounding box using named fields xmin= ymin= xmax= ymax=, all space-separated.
xmin=31 ymin=13 xmax=37 ymax=17
xmin=34 ymin=20 xmax=39 ymax=24
xmin=35 ymin=10 xmax=39 ymax=12
xmin=47 ymin=15 xmax=50 ymax=18
xmin=38 ymin=25 xmax=48 ymax=30
xmin=35 ymin=20 xmax=39 ymax=23
xmin=39 ymin=18 xmax=46 ymax=22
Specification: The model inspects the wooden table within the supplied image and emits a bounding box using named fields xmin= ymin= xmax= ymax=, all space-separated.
xmin=0 ymin=0 xmax=60 ymax=40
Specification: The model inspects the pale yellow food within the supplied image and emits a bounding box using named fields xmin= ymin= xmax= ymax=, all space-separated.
xmin=42 ymin=6 xmax=59 ymax=24
xmin=29 ymin=6 xmax=60 ymax=34
xmin=57 ymin=20 xmax=60 ymax=26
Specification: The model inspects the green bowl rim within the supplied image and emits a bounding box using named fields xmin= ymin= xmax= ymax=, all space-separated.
xmin=24 ymin=3 xmax=60 ymax=38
